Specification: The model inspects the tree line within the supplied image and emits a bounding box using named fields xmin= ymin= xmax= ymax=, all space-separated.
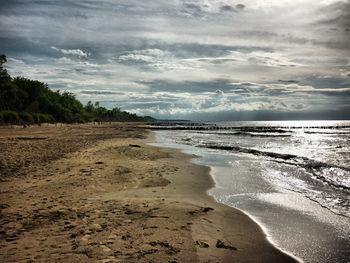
xmin=0 ymin=55 xmax=155 ymax=124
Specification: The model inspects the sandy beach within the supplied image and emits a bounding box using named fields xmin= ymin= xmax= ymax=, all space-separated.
xmin=0 ymin=123 xmax=297 ymax=262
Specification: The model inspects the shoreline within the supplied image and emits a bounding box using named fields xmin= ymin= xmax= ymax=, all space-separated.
xmin=148 ymin=131 xmax=301 ymax=263
xmin=152 ymin=128 xmax=350 ymax=263
xmin=0 ymin=123 xmax=297 ymax=262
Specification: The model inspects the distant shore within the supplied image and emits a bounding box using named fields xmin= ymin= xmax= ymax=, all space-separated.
xmin=0 ymin=123 xmax=297 ymax=262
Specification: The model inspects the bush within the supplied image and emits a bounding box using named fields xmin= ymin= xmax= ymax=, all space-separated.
xmin=0 ymin=110 xmax=19 ymax=123
xmin=80 ymin=112 xmax=94 ymax=122
xmin=38 ymin=113 xmax=55 ymax=123
xmin=31 ymin=113 xmax=40 ymax=123
xmin=31 ymin=113 xmax=56 ymax=123
xmin=19 ymin=112 xmax=34 ymax=123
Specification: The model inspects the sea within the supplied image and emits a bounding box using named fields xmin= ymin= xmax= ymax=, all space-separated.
xmin=149 ymin=120 xmax=350 ymax=263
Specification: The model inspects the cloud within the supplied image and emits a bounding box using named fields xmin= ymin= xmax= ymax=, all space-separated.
xmin=317 ymin=1 xmax=350 ymax=30
xmin=183 ymin=3 xmax=202 ymax=12
xmin=236 ymin=4 xmax=245 ymax=11
xmin=117 ymin=48 xmax=200 ymax=71
xmin=220 ymin=4 xmax=245 ymax=12
xmin=79 ymin=90 xmax=124 ymax=95
xmin=7 ymin=57 xmax=25 ymax=64
xmin=278 ymin=80 xmax=300 ymax=84
xmin=193 ymin=50 xmax=302 ymax=68
xmin=118 ymin=49 xmax=166 ymax=63
xmin=196 ymin=58 xmax=237 ymax=64
xmin=220 ymin=5 xmax=235 ymax=12
xmin=119 ymin=54 xmax=155 ymax=63
xmin=1 ymin=0 xmax=349 ymax=120
xmin=51 ymin=46 xmax=90 ymax=58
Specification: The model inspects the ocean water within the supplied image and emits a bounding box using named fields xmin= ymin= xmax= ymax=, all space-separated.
xmin=150 ymin=120 xmax=350 ymax=263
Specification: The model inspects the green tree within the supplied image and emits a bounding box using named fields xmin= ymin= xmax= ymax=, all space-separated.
xmin=85 ymin=101 xmax=94 ymax=113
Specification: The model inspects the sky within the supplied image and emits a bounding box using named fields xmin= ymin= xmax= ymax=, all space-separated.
xmin=1 ymin=0 xmax=350 ymax=121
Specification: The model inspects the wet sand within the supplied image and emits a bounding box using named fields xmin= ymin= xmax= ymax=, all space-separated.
xmin=0 ymin=123 xmax=297 ymax=262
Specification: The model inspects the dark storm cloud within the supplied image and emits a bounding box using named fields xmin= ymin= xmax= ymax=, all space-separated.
xmin=220 ymin=5 xmax=235 ymax=12
xmin=122 ymin=101 xmax=173 ymax=110
xmin=0 ymin=0 xmax=96 ymax=19
xmin=313 ymin=89 xmax=350 ymax=97
xmin=302 ymin=76 xmax=350 ymax=90
xmin=228 ymin=30 xmax=350 ymax=50
xmin=278 ymin=80 xmax=300 ymax=84
xmin=0 ymin=36 xmax=53 ymax=58
xmin=183 ymin=3 xmax=202 ymax=12
xmin=139 ymin=79 xmax=235 ymax=93
xmin=219 ymin=4 xmax=245 ymax=12
xmin=318 ymin=1 xmax=350 ymax=30
xmin=1 ymin=14 xmax=274 ymax=66
xmin=0 ymin=0 xmax=112 ymax=12
xmin=236 ymin=4 xmax=245 ymax=10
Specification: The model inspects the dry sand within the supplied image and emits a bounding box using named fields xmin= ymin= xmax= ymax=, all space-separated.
xmin=0 ymin=123 xmax=297 ymax=262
